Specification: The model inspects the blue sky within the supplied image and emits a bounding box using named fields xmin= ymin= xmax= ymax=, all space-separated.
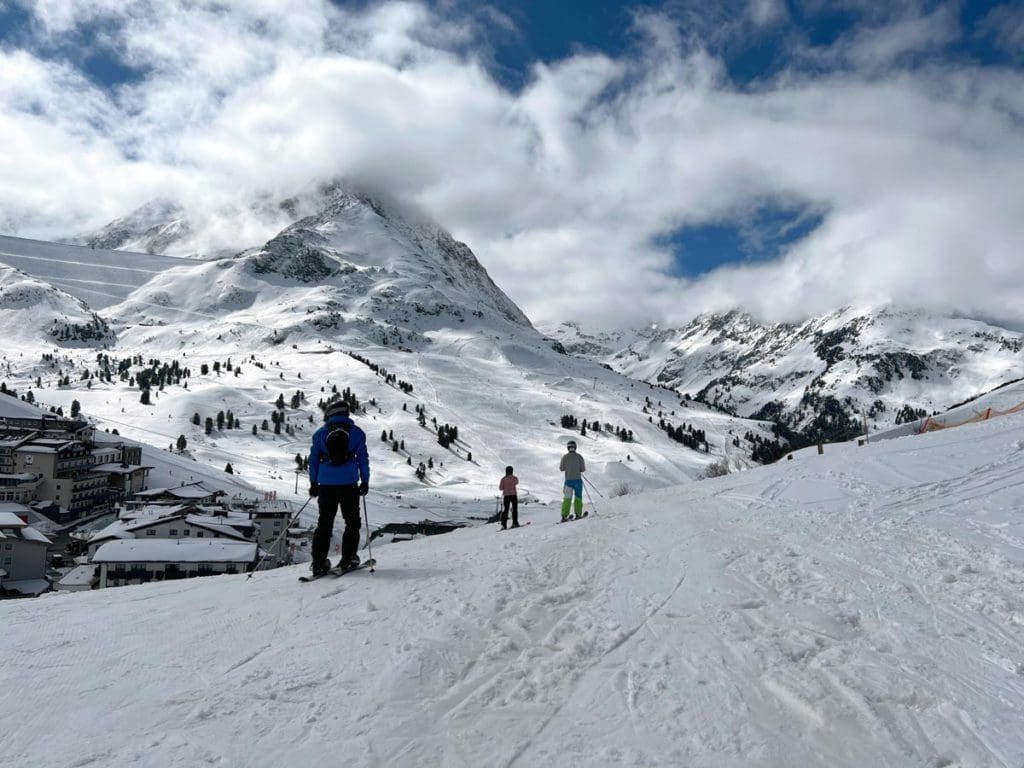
xmin=0 ymin=1 xmax=1022 ymax=327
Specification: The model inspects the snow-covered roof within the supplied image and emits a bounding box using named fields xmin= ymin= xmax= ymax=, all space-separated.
xmin=120 ymin=503 xmax=190 ymax=520
xmin=184 ymin=517 xmax=251 ymax=540
xmin=0 ymin=472 xmax=38 ymax=482
xmin=15 ymin=444 xmax=59 ymax=454
xmin=87 ymin=520 xmax=135 ymax=543
xmin=0 ymin=510 xmax=28 ymax=528
xmin=20 ymin=526 xmax=52 ymax=545
xmin=0 ymin=395 xmax=45 ymax=418
xmin=187 ymin=513 xmax=253 ymax=527
xmin=0 ymin=578 xmax=49 ymax=596
xmin=93 ymin=463 xmax=153 ymax=474
xmin=58 ymin=564 xmax=98 ymax=587
xmin=133 ymin=482 xmax=221 ymax=500
xmin=93 ymin=539 xmax=257 ymax=564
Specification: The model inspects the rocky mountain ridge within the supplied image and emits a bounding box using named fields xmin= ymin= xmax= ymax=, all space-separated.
xmin=545 ymin=306 xmax=1024 ymax=442
xmin=102 ymin=188 xmax=532 ymax=350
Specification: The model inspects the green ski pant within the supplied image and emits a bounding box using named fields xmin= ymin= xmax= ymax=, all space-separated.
xmin=561 ymin=480 xmax=584 ymax=519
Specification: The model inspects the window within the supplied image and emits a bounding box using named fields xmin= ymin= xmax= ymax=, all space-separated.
xmin=146 ymin=529 xmax=156 ymax=536
xmin=197 ymin=531 xmax=204 ymax=538
xmin=3 ymin=542 xmax=11 ymax=550
xmin=169 ymin=529 xmax=178 ymax=536
xmin=273 ymin=520 xmax=281 ymax=528
xmin=115 ymin=564 xmax=124 ymax=572
xmin=2 ymin=557 xmax=11 ymax=567
xmin=183 ymin=529 xmax=191 ymax=536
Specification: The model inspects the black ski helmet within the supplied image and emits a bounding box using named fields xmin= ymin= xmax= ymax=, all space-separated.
xmin=324 ymin=400 xmax=350 ymax=420
xmin=505 ymin=465 xmax=514 ymax=475
xmin=567 ymin=440 xmax=577 ymax=450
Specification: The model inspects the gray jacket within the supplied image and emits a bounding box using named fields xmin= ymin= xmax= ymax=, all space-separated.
xmin=559 ymin=452 xmax=586 ymax=480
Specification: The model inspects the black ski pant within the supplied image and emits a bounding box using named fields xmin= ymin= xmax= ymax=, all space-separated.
xmin=501 ymin=495 xmax=519 ymax=527
xmin=312 ymin=484 xmax=361 ymax=565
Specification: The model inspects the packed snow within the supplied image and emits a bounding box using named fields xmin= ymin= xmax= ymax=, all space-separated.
xmin=3 ymin=408 xmax=1024 ymax=767
xmin=0 ymin=234 xmax=182 ymax=309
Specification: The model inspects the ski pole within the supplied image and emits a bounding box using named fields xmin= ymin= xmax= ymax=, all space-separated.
xmin=248 ymin=496 xmax=312 ymax=579
xmin=583 ymin=482 xmax=598 ymax=516
xmin=583 ymin=475 xmax=605 ymax=498
xmin=362 ymin=496 xmax=375 ymax=573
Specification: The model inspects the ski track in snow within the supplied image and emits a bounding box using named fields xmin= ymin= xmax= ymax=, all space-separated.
xmin=4 ymin=417 xmax=1024 ymax=767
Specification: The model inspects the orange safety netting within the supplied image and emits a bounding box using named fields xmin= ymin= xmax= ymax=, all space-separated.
xmin=919 ymin=399 xmax=1024 ymax=433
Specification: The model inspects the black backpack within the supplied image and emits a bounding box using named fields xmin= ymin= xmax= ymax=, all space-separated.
xmin=325 ymin=424 xmax=353 ymax=465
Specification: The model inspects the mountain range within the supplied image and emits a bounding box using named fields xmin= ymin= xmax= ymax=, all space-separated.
xmin=2 ymin=186 xmax=1023 ymax=500
xmin=0 ymin=188 xmax=767 ymax=527
xmin=544 ymin=307 xmax=1024 ymax=446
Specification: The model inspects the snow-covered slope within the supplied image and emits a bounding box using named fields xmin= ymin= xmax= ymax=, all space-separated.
xmin=546 ymin=306 xmax=1024 ymax=439
xmin=3 ymin=404 xmax=1023 ymax=767
xmin=1 ymin=189 xmax=766 ymax=523
xmin=0 ymin=265 xmax=114 ymax=347
xmin=0 ymin=234 xmax=182 ymax=309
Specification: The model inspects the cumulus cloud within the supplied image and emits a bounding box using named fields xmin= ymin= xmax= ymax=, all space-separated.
xmin=0 ymin=0 xmax=1022 ymax=331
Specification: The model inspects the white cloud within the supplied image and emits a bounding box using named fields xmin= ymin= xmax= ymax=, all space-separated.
xmin=747 ymin=0 xmax=787 ymax=29
xmin=0 ymin=1 xmax=1022 ymax=331
xmin=828 ymin=3 xmax=961 ymax=71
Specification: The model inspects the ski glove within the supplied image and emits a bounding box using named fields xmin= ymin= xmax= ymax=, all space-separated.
xmin=309 ymin=483 xmax=319 ymax=497
xmin=359 ymin=481 xmax=369 ymax=496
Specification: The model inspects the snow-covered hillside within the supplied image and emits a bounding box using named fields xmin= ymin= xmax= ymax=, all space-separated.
xmin=0 ymin=265 xmax=114 ymax=347
xmin=0 ymin=189 xmax=767 ymax=526
xmin=3 ymin=402 xmax=1023 ymax=767
xmin=0 ymin=234 xmax=182 ymax=309
xmin=545 ymin=306 xmax=1024 ymax=439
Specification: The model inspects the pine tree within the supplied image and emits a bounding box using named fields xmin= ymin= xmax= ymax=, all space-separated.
xmin=176 ymin=435 xmax=187 ymax=452
xmin=205 ymin=417 xmax=214 ymax=435
xmin=224 ymin=463 xmax=233 ymax=474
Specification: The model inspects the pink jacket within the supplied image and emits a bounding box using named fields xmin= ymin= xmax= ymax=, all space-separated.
xmin=499 ymin=475 xmax=518 ymax=496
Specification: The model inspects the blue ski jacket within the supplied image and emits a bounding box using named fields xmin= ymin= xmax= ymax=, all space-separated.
xmin=309 ymin=415 xmax=370 ymax=487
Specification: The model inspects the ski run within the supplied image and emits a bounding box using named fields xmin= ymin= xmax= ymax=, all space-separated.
xmin=3 ymin=411 xmax=1024 ymax=767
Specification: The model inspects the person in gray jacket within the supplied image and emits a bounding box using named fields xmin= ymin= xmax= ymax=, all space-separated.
xmin=559 ymin=440 xmax=586 ymax=520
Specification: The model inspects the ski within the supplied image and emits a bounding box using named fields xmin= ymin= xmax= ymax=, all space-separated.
xmin=328 ymin=558 xmax=376 ymax=577
xmin=299 ymin=558 xmax=376 ymax=582
xmin=558 ymin=511 xmax=589 ymax=523
xmin=497 ymin=522 xmax=531 ymax=531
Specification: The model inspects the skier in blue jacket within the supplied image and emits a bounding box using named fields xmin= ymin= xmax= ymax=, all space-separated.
xmin=308 ymin=399 xmax=370 ymax=576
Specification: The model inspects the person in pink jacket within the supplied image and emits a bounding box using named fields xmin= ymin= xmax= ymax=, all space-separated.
xmin=498 ymin=465 xmax=519 ymax=529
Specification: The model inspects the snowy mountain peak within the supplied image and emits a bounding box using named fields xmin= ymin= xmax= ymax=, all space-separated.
xmin=68 ymin=197 xmax=190 ymax=255
xmin=105 ymin=184 xmax=531 ymax=345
